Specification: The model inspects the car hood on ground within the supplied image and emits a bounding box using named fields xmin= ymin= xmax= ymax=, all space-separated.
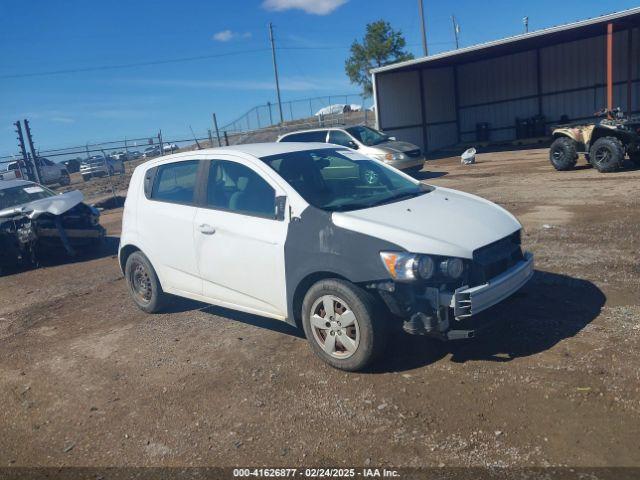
xmin=331 ymin=187 xmax=521 ymax=259
xmin=0 ymin=190 xmax=85 ymax=219
xmin=373 ymin=140 xmax=420 ymax=153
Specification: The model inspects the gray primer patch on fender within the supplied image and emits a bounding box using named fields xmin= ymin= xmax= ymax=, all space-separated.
xmin=283 ymin=205 xmax=405 ymax=325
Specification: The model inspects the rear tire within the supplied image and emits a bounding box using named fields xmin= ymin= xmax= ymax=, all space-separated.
xmin=82 ymin=174 xmax=91 ymax=182
xmin=124 ymin=251 xmax=167 ymax=313
xmin=301 ymin=279 xmax=387 ymax=371
xmin=549 ymin=137 xmax=578 ymax=171
xmin=589 ymin=136 xmax=624 ymax=172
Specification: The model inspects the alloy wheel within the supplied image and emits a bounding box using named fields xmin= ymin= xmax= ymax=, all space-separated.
xmin=309 ymin=295 xmax=360 ymax=359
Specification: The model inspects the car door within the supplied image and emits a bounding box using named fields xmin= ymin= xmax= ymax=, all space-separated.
xmin=193 ymin=157 xmax=288 ymax=319
xmin=136 ymin=159 xmax=204 ymax=296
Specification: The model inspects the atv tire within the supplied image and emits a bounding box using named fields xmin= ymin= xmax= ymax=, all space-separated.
xmin=589 ymin=137 xmax=624 ymax=173
xmin=549 ymin=137 xmax=578 ymax=171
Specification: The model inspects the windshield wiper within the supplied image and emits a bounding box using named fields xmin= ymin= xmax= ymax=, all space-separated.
xmin=367 ymin=191 xmax=422 ymax=208
xmin=325 ymin=202 xmax=371 ymax=212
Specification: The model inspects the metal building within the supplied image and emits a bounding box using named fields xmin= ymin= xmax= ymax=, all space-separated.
xmin=371 ymin=8 xmax=640 ymax=153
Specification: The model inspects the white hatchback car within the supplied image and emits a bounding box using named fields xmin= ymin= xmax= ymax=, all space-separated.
xmin=119 ymin=143 xmax=533 ymax=371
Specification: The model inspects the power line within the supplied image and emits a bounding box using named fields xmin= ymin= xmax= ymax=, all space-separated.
xmin=1 ymin=41 xmax=459 ymax=81
xmin=0 ymin=48 xmax=271 ymax=80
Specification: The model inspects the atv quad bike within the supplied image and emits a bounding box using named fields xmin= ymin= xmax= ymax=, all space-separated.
xmin=549 ymin=108 xmax=640 ymax=173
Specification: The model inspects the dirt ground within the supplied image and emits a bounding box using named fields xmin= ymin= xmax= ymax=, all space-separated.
xmin=1 ymin=147 xmax=639 ymax=468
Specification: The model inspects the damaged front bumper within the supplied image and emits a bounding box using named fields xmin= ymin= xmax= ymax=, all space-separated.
xmin=0 ymin=191 xmax=104 ymax=269
xmin=374 ymin=252 xmax=534 ymax=340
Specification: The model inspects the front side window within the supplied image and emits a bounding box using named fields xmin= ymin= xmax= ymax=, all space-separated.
xmin=345 ymin=126 xmax=390 ymax=146
xmin=206 ymin=160 xmax=275 ymax=218
xmin=262 ymin=148 xmax=430 ymax=212
xmin=151 ymin=160 xmax=199 ymax=204
xmin=328 ymin=130 xmax=355 ymax=148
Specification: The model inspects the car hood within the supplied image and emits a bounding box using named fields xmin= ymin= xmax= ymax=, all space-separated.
xmin=331 ymin=187 xmax=521 ymax=259
xmin=374 ymin=140 xmax=420 ymax=153
xmin=0 ymin=190 xmax=84 ymax=219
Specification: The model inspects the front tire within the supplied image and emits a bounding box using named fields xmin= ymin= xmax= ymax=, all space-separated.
xmin=589 ymin=136 xmax=624 ymax=172
xmin=124 ymin=251 xmax=167 ymax=313
xmin=549 ymin=137 xmax=578 ymax=171
xmin=301 ymin=279 xmax=387 ymax=371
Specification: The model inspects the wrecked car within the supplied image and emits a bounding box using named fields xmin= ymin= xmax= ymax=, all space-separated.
xmin=0 ymin=180 xmax=105 ymax=271
xmin=119 ymin=143 xmax=533 ymax=371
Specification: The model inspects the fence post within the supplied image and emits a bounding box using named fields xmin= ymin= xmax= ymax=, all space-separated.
xmin=208 ymin=129 xmax=213 ymax=147
xmin=267 ymin=102 xmax=273 ymax=126
xmin=224 ymin=131 xmax=229 ymax=146
xmin=158 ymin=130 xmax=164 ymax=156
xmin=362 ymin=94 xmax=367 ymax=125
xmin=256 ymin=108 xmax=261 ymax=129
xmin=212 ymin=113 xmax=221 ymax=147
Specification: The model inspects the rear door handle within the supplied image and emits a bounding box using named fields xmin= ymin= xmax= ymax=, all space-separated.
xmin=198 ymin=224 xmax=216 ymax=235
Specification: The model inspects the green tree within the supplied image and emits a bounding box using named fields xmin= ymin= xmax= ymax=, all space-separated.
xmin=345 ymin=20 xmax=414 ymax=97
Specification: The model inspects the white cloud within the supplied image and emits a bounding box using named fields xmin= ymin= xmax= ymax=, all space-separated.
xmin=50 ymin=116 xmax=75 ymax=124
xmin=212 ymin=30 xmax=252 ymax=42
xmin=262 ymin=0 xmax=347 ymax=15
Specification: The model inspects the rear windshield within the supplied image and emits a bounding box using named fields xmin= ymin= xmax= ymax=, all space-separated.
xmin=0 ymin=184 xmax=56 ymax=210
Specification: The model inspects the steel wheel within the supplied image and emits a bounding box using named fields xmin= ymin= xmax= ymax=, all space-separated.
xmin=593 ymin=147 xmax=610 ymax=168
xmin=129 ymin=259 xmax=153 ymax=305
xmin=309 ymin=295 xmax=360 ymax=359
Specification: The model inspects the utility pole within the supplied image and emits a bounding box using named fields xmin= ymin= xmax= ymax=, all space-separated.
xmin=451 ymin=15 xmax=460 ymax=49
xmin=523 ymin=16 xmax=529 ymax=34
xmin=14 ymin=121 xmax=30 ymax=180
xmin=418 ymin=0 xmax=428 ymax=56
xmin=268 ymin=22 xmax=284 ymax=124
xmin=23 ymin=119 xmax=41 ymax=184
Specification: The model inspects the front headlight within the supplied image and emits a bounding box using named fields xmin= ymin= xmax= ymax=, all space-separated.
xmin=379 ymin=252 xmax=417 ymax=282
xmin=372 ymin=152 xmax=405 ymax=162
xmin=380 ymin=252 xmax=465 ymax=282
xmin=439 ymin=258 xmax=464 ymax=279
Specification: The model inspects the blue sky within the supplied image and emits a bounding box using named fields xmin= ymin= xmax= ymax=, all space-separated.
xmin=1 ymin=0 xmax=638 ymax=157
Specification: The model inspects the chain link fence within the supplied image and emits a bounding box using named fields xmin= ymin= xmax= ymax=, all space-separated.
xmin=220 ymin=94 xmax=371 ymax=133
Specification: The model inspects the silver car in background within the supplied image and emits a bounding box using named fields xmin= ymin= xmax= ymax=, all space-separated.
xmin=278 ymin=125 xmax=425 ymax=171
xmin=80 ymin=155 xmax=124 ymax=182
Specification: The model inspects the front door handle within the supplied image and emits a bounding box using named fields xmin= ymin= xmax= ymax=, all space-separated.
xmin=198 ymin=223 xmax=216 ymax=235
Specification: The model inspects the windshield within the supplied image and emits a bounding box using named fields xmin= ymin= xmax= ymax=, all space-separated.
xmin=0 ymin=184 xmax=56 ymax=210
xmin=261 ymin=148 xmax=430 ymax=212
xmin=345 ymin=126 xmax=390 ymax=146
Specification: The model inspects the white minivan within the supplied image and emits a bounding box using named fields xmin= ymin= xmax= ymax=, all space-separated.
xmin=119 ymin=143 xmax=533 ymax=371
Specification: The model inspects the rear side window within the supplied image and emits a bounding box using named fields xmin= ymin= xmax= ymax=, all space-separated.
xmin=151 ymin=160 xmax=199 ymax=205
xmin=281 ymin=131 xmax=327 ymax=142
xmin=206 ymin=160 xmax=275 ymax=218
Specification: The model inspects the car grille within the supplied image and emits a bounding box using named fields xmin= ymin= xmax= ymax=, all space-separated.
xmin=469 ymin=231 xmax=523 ymax=286
xmin=404 ymin=149 xmax=422 ymax=158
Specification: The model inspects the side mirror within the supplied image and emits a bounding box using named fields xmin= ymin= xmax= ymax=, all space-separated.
xmin=347 ymin=141 xmax=359 ymax=150
xmin=275 ymin=195 xmax=287 ymax=221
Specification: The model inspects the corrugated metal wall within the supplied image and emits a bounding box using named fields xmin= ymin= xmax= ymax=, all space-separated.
xmin=375 ymin=25 xmax=640 ymax=152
